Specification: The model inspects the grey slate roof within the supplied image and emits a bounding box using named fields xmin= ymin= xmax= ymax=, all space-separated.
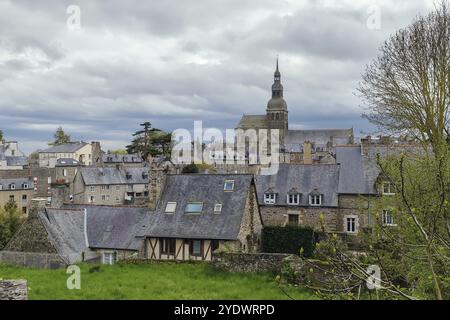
xmin=140 ymin=174 xmax=255 ymax=240
xmin=254 ymin=164 xmax=340 ymax=207
xmin=39 ymin=208 xmax=87 ymax=264
xmin=102 ymin=154 xmax=142 ymax=163
xmin=285 ymin=128 xmax=353 ymax=147
xmin=83 ymin=205 xmax=148 ymax=250
xmin=79 ymin=166 xmax=149 ymax=185
xmin=0 ymin=178 xmax=33 ymax=190
xmin=56 ymin=158 xmax=81 ymax=167
xmin=5 ymin=156 xmax=27 ymax=167
xmin=40 ymin=142 xmax=88 ymax=153
xmin=236 ymin=115 xmax=268 ymax=129
xmin=336 ymin=146 xmax=378 ymax=195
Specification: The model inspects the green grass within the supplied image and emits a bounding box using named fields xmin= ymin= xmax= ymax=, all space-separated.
xmin=0 ymin=262 xmax=317 ymax=300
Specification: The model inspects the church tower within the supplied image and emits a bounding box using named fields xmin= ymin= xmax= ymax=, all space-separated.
xmin=266 ymin=58 xmax=288 ymax=144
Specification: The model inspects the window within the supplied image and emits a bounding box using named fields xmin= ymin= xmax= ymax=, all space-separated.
xmin=10 ymin=184 xmax=15 ymax=190
xmin=382 ymin=182 xmax=395 ymax=195
xmin=287 ymin=194 xmax=300 ymax=205
xmin=161 ymin=238 xmax=176 ymax=255
xmin=165 ymin=202 xmax=177 ymax=213
xmin=22 ymin=207 xmax=27 ymax=214
xmin=102 ymin=195 xmax=106 ymax=201
xmin=89 ymin=196 xmax=95 ymax=203
xmin=101 ymin=185 xmax=106 ymax=190
xmin=264 ymin=193 xmax=276 ymax=204
xmin=185 ymin=202 xmax=203 ymax=214
xmin=223 ymin=180 xmax=235 ymax=191
xmin=309 ymin=194 xmax=322 ymax=206
xmin=288 ymin=214 xmax=299 ymax=226
xmin=47 ymin=177 xmax=51 ymax=184
xmin=116 ymin=185 xmax=120 ymax=191
xmin=214 ymin=203 xmax=222 ymax=213
xmin=63 ymin=169 xmax=67 ymax=177
xmin=190 ymin=240 xmax=202 ymax=256
xmin=102 ymin=252 xmax=116 ymax=265
xmin=23 ymin=183 xmax=28 ymax=189
xmin=90 ymin=186 xmax=95 ymax=192
xmin=22 ymin=194 xmax=27 ymax=202
xmin=382 ymin=210 xmax=396 ymax=226
xmin=9 ymin=195 xmax=14 ymax=201
xmin=346 ymin=217 xmax=357 ymax=233
xmin=144 ymin=184 xmax=149 ymax=190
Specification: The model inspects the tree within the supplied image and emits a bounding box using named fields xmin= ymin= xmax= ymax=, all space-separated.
xmin=0 ymin=199 xmax=24 ymax=249
xmin=49 ymin=126 xmax=71 ymax=146
xmin=358 ymin=1 xmax=450 ymax=154
xmin=0 ymin=129 xmax=3 ymax=142
xmin=126 ymin=122 xmax=172 ymax=160
xmin=107 ymin=149 xmax=128 ymax=155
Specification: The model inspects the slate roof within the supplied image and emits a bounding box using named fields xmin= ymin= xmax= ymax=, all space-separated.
xmin=0 ymin=178 xmax=33 ymax=190
xmin=79 ymin=166 xmax=149 ymax=185
xmin=56 ymin=158 xmax=81 ymax=167
xmin=39 ymin=208 xmax=87 ymax=264
xmin=285 ymin=128 xmax=353 ymax=147
xmin=139 ymin=174 xmax=255 ymax=240
xmin=40 ymin=142 xmax=88 ymax=153
xmin=102 ymin=154 xmax=142 ymax=163
xmin=5 ymin=156 xmax=27 ymax=167
xmin=254 ymin=164 xmax=340 ymax=207
xmin=336 ymin=146 xmax=378 ymax=195
xmin=236 ymin=115 xmax=268 ymax=129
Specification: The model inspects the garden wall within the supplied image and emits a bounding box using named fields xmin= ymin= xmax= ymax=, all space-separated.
xmin=212 ymin=252 xmax=304 ymax=274
xmin=0 ymin=280 xmax=28 ymax=300
xmin=0 ymin=251 xmax=66 ymax=269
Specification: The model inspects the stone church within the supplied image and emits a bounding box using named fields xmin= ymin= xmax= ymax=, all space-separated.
xmin=236 ymin=59 xmax=354 ymax=164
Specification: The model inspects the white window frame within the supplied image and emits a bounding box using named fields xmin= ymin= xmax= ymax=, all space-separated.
xmin=102 ymin=252 xmax=116 ymax=265
xmin=10 ymin=184 xmax=16 ymax=190
xmin=344 ymin=215 xmax=358 ymax=234
xmin=90 ymin=186 xmax=95 ymax=192
xmin=382 ymin=210 xmax=396 ymax=226
xmin=165 ymin=202 xmax=177 ymax=213
xmin=309 ymin=194 xmax=322 ymax=206
xmin=264 ymin=193 xmax=276 ymax=204
xmin=214 ymin=203 xmax=222 ymax=213
xmin=23 ymin=183 xmax=28 ymax=189
xmin=63 ymin=169 xmax=67 ymax=177
xmin=287 ymin=194 xmax=300 ymax=205
xmin=223 ymin=180 xmax=235 ymax=191
xmin=382 ymin=182 xmax=395 ymax=195
xmin=185 ymin=202 xmax=203 ymax=214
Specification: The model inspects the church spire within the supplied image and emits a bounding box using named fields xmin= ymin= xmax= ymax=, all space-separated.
xmin=272 ymin=57 xmax=283 ymax=98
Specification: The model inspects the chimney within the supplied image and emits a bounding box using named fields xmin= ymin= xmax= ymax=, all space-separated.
xmin=91 ymin=141 xmax=103 ymax=166
xmin=361 ymin=136 xmax=372 ymax=156
xmin=148 ymin=162 xmax=167 ymax=211
xmin=303 ymin=141 xmax=312 ymax=165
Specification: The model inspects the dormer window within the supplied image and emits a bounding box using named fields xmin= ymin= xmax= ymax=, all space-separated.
xmin=185 ymin=202 xmax=203 ymax=214
xmin=264 ymin=193 xmax=276 ymax=204
xmin=287 ymin=194 xmax=300 ymax=205
xmin=23 ymin=183 xmax=28 ymax=189
xmin=126 ymin=172 xmax=132 ymax=179
xmin=382 ymin=182 xmax=395 ymax=195
xmin=309 ymin=194 xmax=322 ymax=206
xmin=223 ymin=180 xmax=235 ymax=191
xmin=10 ymin=183 xmax=16 ymax=190
xmin=214 ymin=203 xmax=222 ymax=213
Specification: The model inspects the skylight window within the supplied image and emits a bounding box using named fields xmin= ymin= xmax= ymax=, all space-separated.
xmin=214 ymin=203 xmax=222 ymax=213
xmin=185 ymin=202 xmax=203 ymax=214
xmin=223 ymin=180 xmax=235 ymax=191
xmin=165 ymin=202 xmax=177 ymax=213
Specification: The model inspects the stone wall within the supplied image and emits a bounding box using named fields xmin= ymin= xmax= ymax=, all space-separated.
xmin=0 ymin=280 xmax=28 ymax=300
xmin=0 ymin=251 xmax=66 ymax=269
xmin=212 ymin=252 xmax=298 ymax=273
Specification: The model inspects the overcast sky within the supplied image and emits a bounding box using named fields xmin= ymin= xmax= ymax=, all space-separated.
xmin=0 ymin=0 xmax=436 ymax=154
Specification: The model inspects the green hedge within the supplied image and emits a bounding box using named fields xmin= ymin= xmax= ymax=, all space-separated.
xmin=261 ymin=226 xmax=318 ymax=257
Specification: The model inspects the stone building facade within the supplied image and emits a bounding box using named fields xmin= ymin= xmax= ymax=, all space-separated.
xmin=0 ymin=178 xmax=35 ymax=215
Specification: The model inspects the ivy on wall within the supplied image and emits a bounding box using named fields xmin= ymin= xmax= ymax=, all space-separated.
xmin=261 ymin=226 xmax=318 ymax=257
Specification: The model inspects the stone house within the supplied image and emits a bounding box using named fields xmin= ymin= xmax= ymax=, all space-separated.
xmin=72 ymin=166 xmax=150 ymax=206
xmin=0 ymin=140 xmax=27 ymax=170
xmin=0 ymin=178 xmax=35 ymax=215
xmin=38 ymin=141 xmax=101 ymax=168
xmin=139 ymin=174 xmax=263 ymax=261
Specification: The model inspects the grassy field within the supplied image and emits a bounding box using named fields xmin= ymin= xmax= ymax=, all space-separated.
xmin=0 ymin=262 xmax=316 ymax=300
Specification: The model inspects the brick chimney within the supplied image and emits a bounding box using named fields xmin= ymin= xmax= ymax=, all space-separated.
xmin=91 ymin=141 xmax=103 ymax=166
xmin=303 ymin=141 xmax=313 ymax=165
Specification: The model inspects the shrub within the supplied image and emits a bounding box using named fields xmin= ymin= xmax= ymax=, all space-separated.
xmin=261 ymin=226 xmax=319 ymax=257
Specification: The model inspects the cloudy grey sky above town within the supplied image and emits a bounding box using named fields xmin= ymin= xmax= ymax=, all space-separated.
xmin=0 ymin=0 xmax=436 ymax=154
